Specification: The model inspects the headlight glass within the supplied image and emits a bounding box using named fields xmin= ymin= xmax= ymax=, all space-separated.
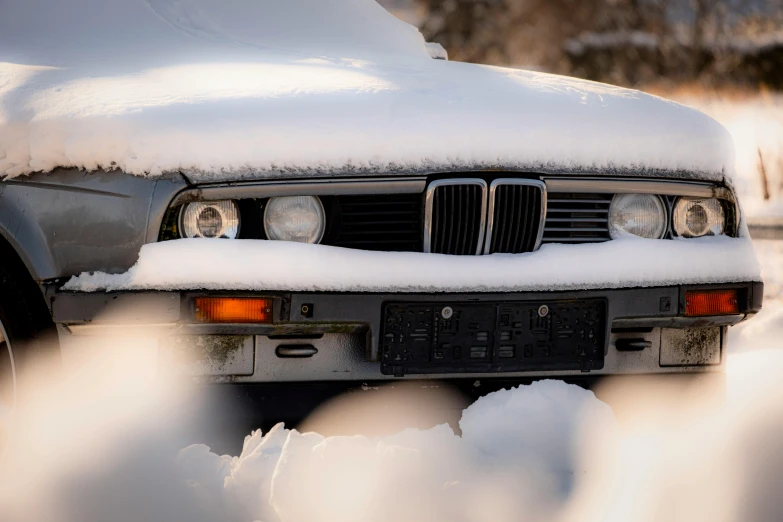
xmin=263 ymin=196 xmax=325 ymax=244
xmin=609 ymin=193 xmax=667 ymax=239
xmin=672 ymin=197 xmax=725 ymax=238
xmin=180 ymin=200 xmax=240 ymax=239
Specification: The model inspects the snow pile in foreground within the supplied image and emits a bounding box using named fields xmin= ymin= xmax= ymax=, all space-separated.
xmin=2 ymin=325 xmax=783 ymax=522
xmin=63 ymin=235 xmax=760 ymax=292
xmin=0 ymin=370 xmax=618 ymax=522
xmin=179 ymin=381 xmax=613 ymax=522
xmin=0 ymin=0 xmax=733 ymax=181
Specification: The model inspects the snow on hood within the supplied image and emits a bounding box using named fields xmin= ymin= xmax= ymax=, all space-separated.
xmin=0 ymin=0 xmax=734 ymax=183
xmin=63 ymin=236 xmax=760 ymax=293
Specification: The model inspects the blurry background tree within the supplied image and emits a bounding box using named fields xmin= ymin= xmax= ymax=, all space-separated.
xmin=379 ymin=0 xmax=783 ymax=89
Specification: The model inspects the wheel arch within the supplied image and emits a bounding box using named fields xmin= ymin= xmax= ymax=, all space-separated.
xmin=0 ymin=191 xmax=58 ymax=282
xmin=0 ymin=229 xmax=52 ymax=314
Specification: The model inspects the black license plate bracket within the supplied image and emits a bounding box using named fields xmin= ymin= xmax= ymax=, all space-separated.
xmin=380 ymin=299 xmax=606 ymax=376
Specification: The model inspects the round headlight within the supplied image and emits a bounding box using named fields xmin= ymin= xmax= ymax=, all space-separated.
xmin=263 ymin=196 xmax=325 ymax=244
xmin=180 ymin=200 xmax=240 ymax=239
xmin=672 ymin=197 xmax=725 ymax=238
xmin=609 ymin=193 xmax=667 ymax=239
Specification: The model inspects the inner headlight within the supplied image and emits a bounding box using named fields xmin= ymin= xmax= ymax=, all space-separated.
xmin=180 ymin=200 xmax=240 ymax=239
xmin=609 ymin=193 xmax=667 ymax=239
xmin=672 ymin=197 xmax=725 ymax=238
xmin=263 ymin=196 xmax=325 ymax=244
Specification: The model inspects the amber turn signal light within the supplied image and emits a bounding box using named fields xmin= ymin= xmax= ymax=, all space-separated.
xmin=194 ymin=297 xmax=273 ymax=323
xmin=685 ymin=289 xmax=739 ymax=317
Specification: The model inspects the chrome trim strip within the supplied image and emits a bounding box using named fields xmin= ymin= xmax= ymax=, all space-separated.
xmin=612 ymin=315 xmax=745 ymax=328
xmin=424 ymin=178 xmax=488 ymax=255
xmin=484 ymin=179 xmax=547 ymax=254
xmin=3 ymin=179 xmax=132 ymax=198
xmin=542 ymin=177 xmax=719 ymax=198
xmin=171 ymin=177 xmax=427 ymax=206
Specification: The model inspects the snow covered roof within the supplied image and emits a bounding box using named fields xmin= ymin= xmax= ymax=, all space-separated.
xmin=0 ymin=0 xmax=735 ymax=183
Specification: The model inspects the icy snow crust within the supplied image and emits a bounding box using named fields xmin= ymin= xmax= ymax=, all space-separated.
xmin=0 ymin=0 xmax=734 ymax=182
xmin=64 ymin=236 xmax=761 ymax=292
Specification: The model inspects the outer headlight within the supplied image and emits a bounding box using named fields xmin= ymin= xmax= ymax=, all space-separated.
xmin=609 ymin=193 xmax=667 ymax=239
xmin=263 ymin=196 xmax=325 ymax=244
xmin=180 ymin=200 xmax=240 ymax=238
xmin=672 ymin=197 xmax=725 ymax=238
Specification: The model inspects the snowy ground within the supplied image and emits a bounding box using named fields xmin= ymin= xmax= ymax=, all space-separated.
xmin=0 ymin=300 xmax=781 ymax=522
xmin=1 ymin=235 xmax=780 ymax=522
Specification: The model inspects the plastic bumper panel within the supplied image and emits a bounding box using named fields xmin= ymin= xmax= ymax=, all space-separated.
xmin=51 ymin=282 xmax=762 ymax=381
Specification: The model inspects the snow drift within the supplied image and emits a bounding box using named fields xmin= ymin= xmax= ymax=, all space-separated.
xmin=63 ymin=235 xmax=761 ymax=292
xmin=3 ymin=338 xmax=783 ymax=522
xmin=0 ymin=0 xmax=735 ymax=182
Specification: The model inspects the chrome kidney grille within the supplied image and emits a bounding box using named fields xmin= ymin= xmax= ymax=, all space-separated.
xmin=424 ymin=178 xmax=546 ymax=255
xmin=424 ymin=179 xmax=487 ymax=255
xmin=484 ymin=179 xmax=546 ymax=254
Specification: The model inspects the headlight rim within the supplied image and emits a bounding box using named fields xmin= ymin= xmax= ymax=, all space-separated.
xmin=263 ymin=195 xmax=326 ymax=244
xmin=671 ymin=196 xmax=727 ymax=239
xmin=608 ymin=193 xmax=668 ymax=240
xmin=178 ymin=199 xmax=241 ymax=239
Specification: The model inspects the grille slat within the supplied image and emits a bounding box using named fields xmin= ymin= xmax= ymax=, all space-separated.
xmin=455 ymin=185 xmax=464 ymax=254
xmin=544 ymin=227 xmax=608 ymax=233
xmin=545 ymin=217 xmax=607 ymax=223
xmin=548 ymin=198 xmax=611 ymax=204
xmin=541 ymin=193 xmax=612 ymax=244
xmin=503 ymin=188 xmax=515 ymax=252
xmin=547 ymin=208 xmax=609 ymax=214
xmin=520 ymin=185 xmax=535 ymax=251
xmin=504 ymin=185 xmax=516 ymax=250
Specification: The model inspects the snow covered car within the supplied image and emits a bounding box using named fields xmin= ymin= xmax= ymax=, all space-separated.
xmin=0 ymin=0 xmax=763 ymax=431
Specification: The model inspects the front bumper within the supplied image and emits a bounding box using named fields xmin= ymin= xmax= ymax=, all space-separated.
xmin=50 ymin=281 xmax=763 ymax=382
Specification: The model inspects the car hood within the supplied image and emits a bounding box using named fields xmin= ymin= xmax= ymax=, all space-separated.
xmin=0 ymin=0 xmax=734 ymax=183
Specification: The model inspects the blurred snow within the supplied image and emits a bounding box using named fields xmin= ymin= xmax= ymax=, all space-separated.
xmin=751 ymin=239 xmax=783 ymax=302
xmin=1 ymin=322 xmax=782 ymax=522
xmin=729 ymin=303 xmax=783 ymax=353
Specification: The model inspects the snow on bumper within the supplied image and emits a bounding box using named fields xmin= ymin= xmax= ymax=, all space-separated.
xmin=63 ymin=236 xmax=761 ymax=293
